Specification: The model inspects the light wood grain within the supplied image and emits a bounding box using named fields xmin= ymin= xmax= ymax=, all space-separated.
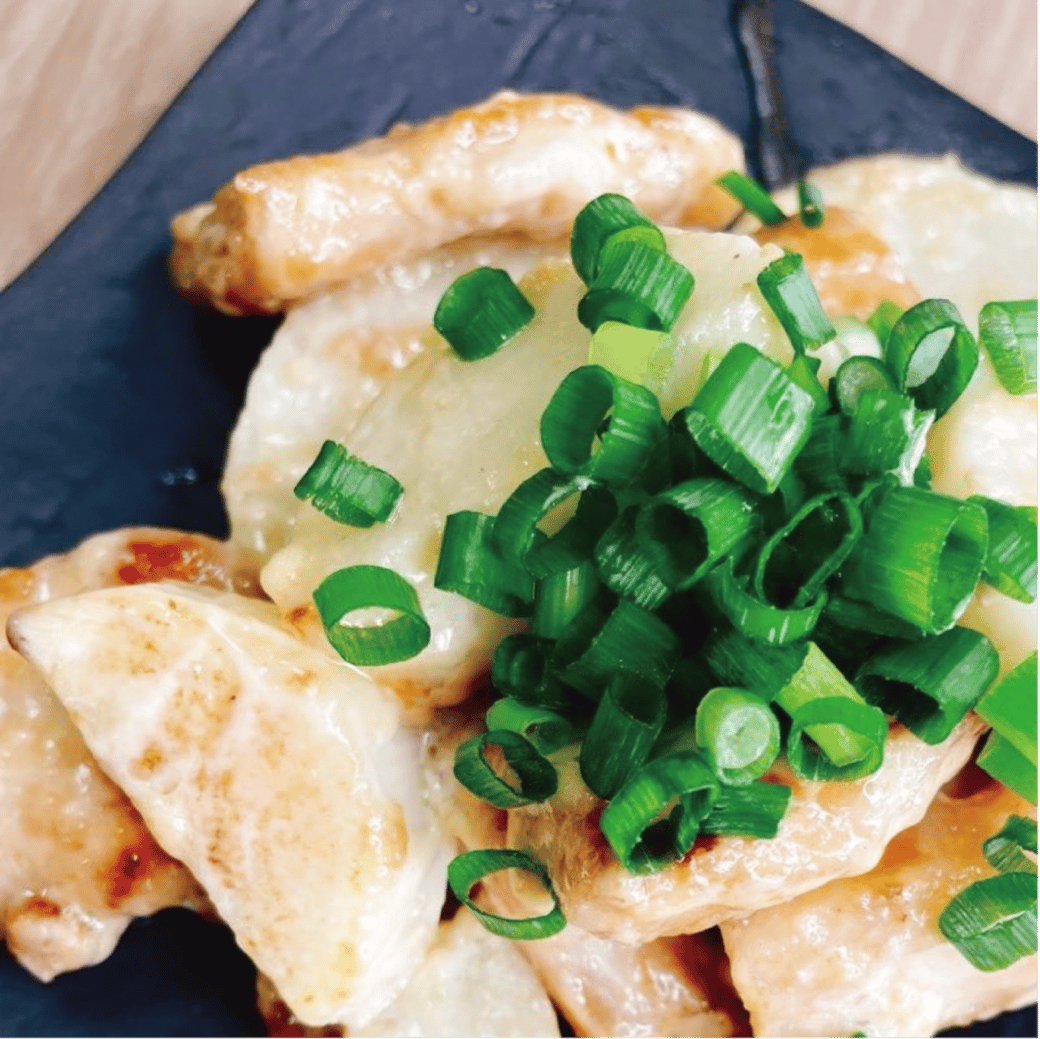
xmin=0 ymin=0 xmax=1034 ymax=292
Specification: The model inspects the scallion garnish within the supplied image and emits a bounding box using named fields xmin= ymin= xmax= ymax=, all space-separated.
xmin=312 ymin=565 xmax=430 ymax=665
xmin=979 ymin=733 xmax=1037 ymax=806
xmin=756 ymin=252 xmax=836 ymax=355
xmin=970 ymin=497 xmax=1038 ymax=603
xmin=794 ymin=414 xmax=848 ymax=493
xmin=975 ymin=651 xmax=1038 ymax=772
xmin=866 ymin=300 xmax=903 ymax=347
xmin=594 ymin=506 xmax=672 ymax=610
xmin=842 ymin=388 xmax=934 ymax=486
xmin=447 ymin=849 xmax=566 ymax=939
xmin=532 ymin=561 xmax=601 ymax=640
xmin=832 ymin=356 xmax=897 ymax=416
xmin=485 ymin=698 xmax=577 ymax=756
xmin=433 ymin=266 xmax=535 ymax=360
xmin=694 ymin=686 xmax=781 ymax=785
xmin=588 ymin=320 xmax=672 ymax=390
xmin=978 ymin=299 xmax=1037 ymax=395
xmin=714 ymin=170 xmax=786 ymax=226
xmin=569 ymin=194 xmax=666 ymax=285
xmin=453 ymin=729 xmax=558 ymax=808
xmin=983 ymin=816 xmax=1038 ymax=877
xmin=491 ymin=633 xmax=571 ymax=709
xmin=797 ymin=179 xmax=826 ymax=228
xmin=787 ymin=354 xmax=830 ymax=410
xmin=698 ymin=781 xmax=792 ymax=838
xmin=293 ymin=440 xmax=403 ymax=527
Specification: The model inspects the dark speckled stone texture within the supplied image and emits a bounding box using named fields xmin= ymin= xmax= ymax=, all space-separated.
xmin=0 ymin=0 xmax=1034 ymax=1034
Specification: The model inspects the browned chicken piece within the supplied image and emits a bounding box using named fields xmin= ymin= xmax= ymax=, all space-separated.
xmin=0 ymin=527 xmax=256 ymax=980
xmin=721 ymin=777 xmax=1037 ymax=1037
xmin=170 ymin=90 xmax=743 ymax=314
xmin=503 ymin=719 xmax=985 ymax=944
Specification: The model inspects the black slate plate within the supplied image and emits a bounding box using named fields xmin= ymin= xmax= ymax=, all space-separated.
xmin=0 ymin=0 xmax=1035 ymax=1035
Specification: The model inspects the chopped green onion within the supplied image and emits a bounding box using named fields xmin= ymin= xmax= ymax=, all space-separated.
xmin=580 ymin=675 xmax=667 ymax=798
xmin=685 ymin=343 xmax=817 ymax=494
xmin=975 ymin=652 xmax=1038 ymax=767
xmin=447 ymin=849 xmax=566 ymax=940
xmin=939 ymin=871 xmax=1038 ymax=971
xmin=699 ymin=781 xmax=792 ymax=838
xmin=695 ymin=686 xmax=781 ymax=785
xmin=293 ymin=440 xmax=403 ymax=527
xmin=983 ymin=816 xmax=1038 ymax=876
xmin=970 ymin=497 xmax=1037 ymax=604
xmin=841 ymin=486 xmax=988 ymax=634
xmin=794 ymin=415 xmax=848 ymax=493
xmin=855 ymin=627 xmax=998 ymax=744
xmin=714 ymin=170 xmax=786 ymax=225
xmin=594 ymin=506 xmax=672 ymax=610
xmin=884 ymin=298 xmax=979 ymax=418
xmin=787 ymin=354 xmax=830 ymax=410
xmin=532 ymin=561 xmax=600 ymax=639
xmin=978 ymin=299 xmax=1037 ymax=395
xmin=843 ymin=388 xmax=934 ymax=487
xmin=453 ymin=729 xmax=558 ymax=808
xmin=570 ymin=194 xmax=665 ymax=285
xmin=978 ymin=732 xmax=1037 ymax=806
xmin=485 ymin=698 xmax=577 ymax=756
xmin=540 ymin=365 xmax=665 ymax=486
xmin=578 ymin=240 xmax=695 ymax=333
xmin=588 ymin=321 xmax=673 ymax=390
xmin=823 ymin=594 xmax=926 ymax=641
xmin=434 ymin=511 xmax=534 ymax=617
xmin=867 ymin=300 xmax=903 ymax=347
xmin=313 ymin=565 xmax=430 ymax=665
xmin=797 ymin=179 xmax=826 ymax=228
xmin=433 ymin=267 xmax=535 ymax=360
xmin=756 ymin=252 xmax=836 ymax=354
xmin=599 ymin=749 xmax=720 ymax=872
xmin=664 ymin=655 xmax=718 ymax=728
xmin=491 ymin=633 xmax=571 ymax=709
xmin=575 ymin=291 xmax=662 ymax=333
xmin=832 ymin=357 xmax=897 ymax=416
xmin=703 ymin=628 xmax=805 ymax=700
xmin=636 ymin=478 xmax=760 ymax=591
xmin=553 ymin=597 xmax=681 ymax=693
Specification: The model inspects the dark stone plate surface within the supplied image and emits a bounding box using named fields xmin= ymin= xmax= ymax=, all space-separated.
xmin=0 ymin=0 xmax=1034 ymax=1034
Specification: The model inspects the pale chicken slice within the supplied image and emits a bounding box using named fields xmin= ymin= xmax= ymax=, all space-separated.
xmin=721 ymin=779 xmax=1037 ymax=1037
xmin=171 ymin=90 xmax=743 ymax=314
xmin=262 ymin=230 xmax=793 ymax=717
xmin=224 ymin=235 xmax=564 ymax=561
xmin=9 ymin=583 xmax=454 ymax=1029
xmin=0 ymin=527 xmax=256 ymax=981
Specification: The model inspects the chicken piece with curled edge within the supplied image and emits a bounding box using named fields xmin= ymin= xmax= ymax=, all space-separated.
xmin=171 ymin=90 xmax=744 ymax=315
xmin=721 ymin=777 xmax=1037 ymax=1037
xmin=8 ymin=582 xmax=454 ymax=1030
xmin=0 ymin=527 xmax=256 ymax=981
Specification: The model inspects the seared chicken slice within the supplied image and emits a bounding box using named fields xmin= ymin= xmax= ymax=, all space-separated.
xmin=721 ymin=779 xmax=1037 ymax=1037
xmin=171 ymin=90 xmax=743 ymax=314
xmin=0 ymin=527 xmax=255 ymax=981
xmin=262 ymin=230 xmax=794 ymax=717
xmin=224 ymin=235 xmax=563 ymax=561
xmin=9 ymin=583 xmax=453 ymax=1029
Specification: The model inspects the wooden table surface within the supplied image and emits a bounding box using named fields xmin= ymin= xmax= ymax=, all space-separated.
xmin=0 ymin=0 xmax=1035 ymax=292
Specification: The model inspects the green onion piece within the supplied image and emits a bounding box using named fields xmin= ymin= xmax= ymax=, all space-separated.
xmin=970 ymin=497 xmax=1038 ymax=604
xmin=774 ymin=642 xmax=885 ymax=777
xmin=823 ymin=594 xmax=926 ymax=641
xmin=594 ymin=506 xmax=672 ymax=610
xmin=454 ymin=730 xmax=558 ymax=808
xmin=293 ymin=440 xmax=403 ymax=527
xmin=855 ymin=627 xmax=998 ymax=744
xmin=762 ymin=469 xmax=807 ymax=528
xmin=313 ymin=565 xmax=430 ymax=665
xmin=575 ymin=291 xmax=662 ymax=333
xmin=699 ymin=781 xmax=792 ymax=838
xmin=540 ymin=365 xmax=666 ymax=485
xmin=757 ymin=252 xmax=837 ymax=355
xmin=979 ymin=731 xmax=1038 ymax=805
xmin=842 ymin=486 xmax=988 ymax=634
xmin=983 ymin=816 xmax=1038 ymax=876
xmin=532 ymin=561 xmax=600 ymax=639
xmin=753 ymin=491 xmax=862 ymax=609
xmin=570 ymin=194 xmax=665 ymax=285
xmin=705 ymin=560 xmax=826 ymax=646
xmin=714 ymin=170 xmax=786 ymax=225
xmin=578 ymin=240 xmax=695 ymax=334
xmin=703 ymin=628 xmax=805 ymax=700
xmin=884 ymin=298 xmax=979 ymax=418
xmin=843 ymin=388 xmax=935 ymax=486
xmin=795 ymin=414 xmax=848 ymax=493
xmin=785 ymin=695 xmax=887 ymax=782
xmin=914 ymin=454 xmax=933 ymax=489
xmin=588 ymin=321 xmax=673 ymax=390
xmin=447 ymin=849 xmax=566 ymax=940
xmin=491 ymin=633 xmax=571 ymax=709
xmin=695 ymin=686 xmax=781 ymax=785
xmin=664 ymin=655 xmax=718 ymax=729
xmin=797 ymin=179 xmax=826 ymax=228
xmin=833 ymin=356 xmax=897 ymax=416
xmin=939 ymin=872 xmax=1038 ymax=971
xmin=867 ymin=300 xmax=904 ymax=347
xmin=553 ymin=598 xmax=681 ymax=693
xmin=580 ymin=675 xmax=667 ymax=798
xmin=975 ymin=652 xmax=1038 ymax=767
xmin=787 ymin=354 xmax=830 ymax=410
xmin=485 ymin=698 xmax=577 ymax=756
xmin=685 ymin=343 xmax=817 ymax=494
xmin=434 ymin=511 xmax=534 ymax=617
xmin=978 ymin=299 xmax=1037 ymax=395
xmin=636 ymin=477 xmax=760 ymax=591
xmin=433 ymin=267 xmax=535 ymax=360
xmin=599 ymin=750 xmax=720 ymax=872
